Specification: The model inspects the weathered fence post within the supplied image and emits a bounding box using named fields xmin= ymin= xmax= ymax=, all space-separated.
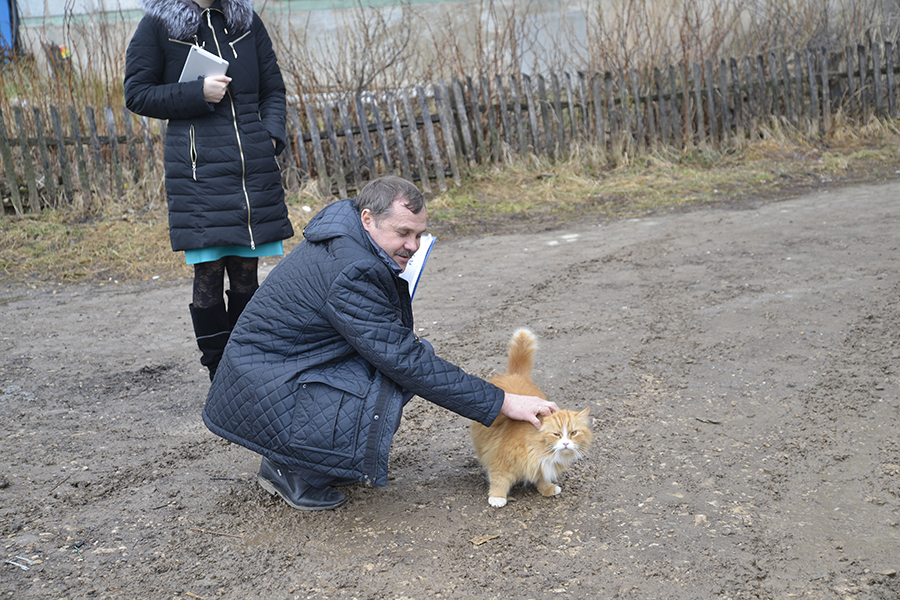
xmin=0 ymin=109 xmax=25 ymax=215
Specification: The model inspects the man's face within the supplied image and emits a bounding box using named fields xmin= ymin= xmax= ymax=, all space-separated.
xmin=361 ymin=198 xmax=427 ymax=271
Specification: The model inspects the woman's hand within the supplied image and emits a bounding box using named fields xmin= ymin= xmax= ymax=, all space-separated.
xmin=203 ymin=75 xmax=232 ymax=104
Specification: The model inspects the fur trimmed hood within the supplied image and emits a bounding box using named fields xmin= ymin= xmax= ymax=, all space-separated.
xmin=140 ymin=0 xmax=254 ymax=40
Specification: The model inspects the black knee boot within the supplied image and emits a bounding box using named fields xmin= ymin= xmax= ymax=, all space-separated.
xmin=189 ymin=302 xmax=230 ymax=381
xmin=225 ymin=287 xmax=258 ymax=329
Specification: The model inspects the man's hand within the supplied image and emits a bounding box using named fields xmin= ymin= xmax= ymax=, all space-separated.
xmin=203 ymin=74 xmax=232 ymax=104
xmin=500 ymin=392 xmax=559 ymax=429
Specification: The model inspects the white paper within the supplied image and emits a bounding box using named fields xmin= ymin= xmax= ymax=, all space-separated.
xmin=399 ymin=234 xmax=435 ymax=301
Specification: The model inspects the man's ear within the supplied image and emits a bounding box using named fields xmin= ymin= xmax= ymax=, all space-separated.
xmin=360 ymin=208 xmax=374 ymax=233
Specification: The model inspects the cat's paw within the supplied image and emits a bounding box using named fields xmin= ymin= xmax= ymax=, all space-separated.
xmin=551 ymin=485 xmax=561 ymax=496
xmin=488 ymin=496 xmax=508 ymax=507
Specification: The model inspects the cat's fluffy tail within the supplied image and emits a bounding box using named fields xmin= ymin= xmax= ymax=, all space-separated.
xmin=506 ymin=328 xmax=538 ymax=376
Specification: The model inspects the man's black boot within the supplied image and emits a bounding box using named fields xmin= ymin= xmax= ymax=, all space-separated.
xmin=257 ymin=457 xmax=347 ymax=511
xmin=189 ymin=302 xmax=230 ymax=381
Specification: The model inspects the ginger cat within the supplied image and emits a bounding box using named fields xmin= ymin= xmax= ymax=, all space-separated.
xmin=470 ymin=328 xmax=592 ymax=508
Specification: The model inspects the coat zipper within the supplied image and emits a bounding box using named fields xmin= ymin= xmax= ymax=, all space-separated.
xmin=203 ymin=9 xmax=256 ymax=250
xmin=229 ymin=31 xmax=250 ymax=59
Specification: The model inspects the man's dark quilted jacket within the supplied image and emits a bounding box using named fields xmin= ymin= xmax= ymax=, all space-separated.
xmin=201 ymin=199 xmax=505 ymax=486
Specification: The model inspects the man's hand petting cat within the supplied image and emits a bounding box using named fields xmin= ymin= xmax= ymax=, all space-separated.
xmin=500 ymin=393 xmax=559 ymax=429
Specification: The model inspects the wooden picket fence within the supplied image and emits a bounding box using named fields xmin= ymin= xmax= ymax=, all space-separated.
xmin=2 ymin=39 xmax=898 ymax=215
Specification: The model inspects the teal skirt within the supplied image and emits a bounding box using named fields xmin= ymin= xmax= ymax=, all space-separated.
xmin=184 ymin=241 xmax=285 ymax=265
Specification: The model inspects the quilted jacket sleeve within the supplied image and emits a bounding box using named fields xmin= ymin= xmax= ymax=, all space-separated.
xmin=326 ymin=260 xmax=504 ymax=427
xmin=124 ymin=17 xmax=215 ymax=121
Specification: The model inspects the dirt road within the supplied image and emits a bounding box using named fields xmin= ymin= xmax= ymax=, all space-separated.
xmin=1 ymin=182 xmax=898 ymax=599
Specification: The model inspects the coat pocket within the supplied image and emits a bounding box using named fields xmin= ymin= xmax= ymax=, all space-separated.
xmin=289 ymin=372 xmax=371 ymax=459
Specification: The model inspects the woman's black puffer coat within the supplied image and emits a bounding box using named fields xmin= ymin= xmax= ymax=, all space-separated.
xmin=124 ymin=0 xmax=293 ymax=252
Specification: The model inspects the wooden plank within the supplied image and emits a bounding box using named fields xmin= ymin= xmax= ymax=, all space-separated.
xmin=495 ymin=74 xmax=513 ymax=152
xmin=33 ymin=108 xmax=59 ymax=207
xmin=780 ymin=52 xmax=795 ymax=124
xmin=667 ymin=65 xmax=682 ymax=146
xmin=84 ymin=107 xmax=106 ymax=189
xmin=121 ymin=106 xmax=140 ymax=184
xmin=730 ymin=58 xmax=745 ymax=142
xmin=84 ymin=106 xmax=108 ymax=197
xmin=617 ymin=70 xmax=630 ymax=154
xmin=845 ymin=46 xmax=857 ymax=119
xmin=0 ymin=108 xmax=24 ymax=215
xmin=305 ymin=103 xmax=330 ymax=196
xmin=523 ymin=74 xmax=542 ymax=155
xmin=886 ymin=42 xmax=897 ymax=119
xmin=820 ymin=47 xmax=832 ymax=133
xmin=400 ymin=88 xmax=431 ymax=193
xmin=755 ymin=54 xmax=770 ymax=120
xmin=467 ymin=75 xmax=486 ymax=163
xmin=337 ymin=98 xmax=363 ymax=193
xmin=858 ymin=44 xmax=869 ymax=117
xmin=287 ymin=105 xmax=310 ymax=183
xmin=564 ymin=73 xmax=579 ymax=142
xmin=278 ymin=107 xmax=298 ymax=191
xmin=400 ymin=89 xmax=436 ymax=193
xmin=140 ymin=115 xmax=156 ymax=170
xmin=793 ymin=51 xmax=806 ymax=121
xmin=592 ymin=73 xmax=606 ymax=149
xmin=431 ymin=83 xmax=460 ymax=187
xmin=743 ymin=57 xmax=759 ymax=141
xmin=49 ymin=106 xmax=75 ymax=202
xmin=417 ymin=86 xmax=449 ymax=191
xmin=767 ymin=53 xmax=782 ymax=120
xmin=705 ymin=60 xmax=719 ymax=148
xmin=576 ymin=72 xmax=590 ymax=141
xmin=13 ymin=107 xmax=40 ymax=212
xmin=873 ymin=42 xmax=885 ymax=118
xmin=605 ymin=72 xmax=620 ymax=153
xmin=322 ymin=103 xmax=347 ymax=198
xmin=645 ymin=70 xmax=658 ymax=151
xmin=550 ymin=73 xmax=565 ymax=154
xmin=654 ymin=67 xmax=670 ymax=146
xmin=354 ymin=96 xmax=376 ymax=179
xmin=104 ymin=105 xmax=124 ymax=198
xmin=806 ymin=48 xmax=820 ymax=134
xmin=537 ymin=75 xmax=554 ymax=158
xmin=452 ymin=78 xmax=475 ymax=165
xmin=692 ymin=63 xmax=706 ymax=149
xmin=68 ymin=106 xmax=91 ymax=206
xmin=718 ymin=59 xmax=730 ymax=146
xmin=386 ymin=91 xmax=412 ymax=180
xmin=368 ymin=97 xmax=394 ymax=174
xmin=482 ymin=76 xmax=501 ymax=161
xmin=441 ymin=80 xmax=463 ymax=161
xmin=629 ymin=69 xmax=645 ymax=152
xmin=508 ymin=74 xmax=528 ymax=156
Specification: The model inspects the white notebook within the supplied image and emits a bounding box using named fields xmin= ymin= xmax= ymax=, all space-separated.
xmin=178 ymin=45 xmax=229 ymax=83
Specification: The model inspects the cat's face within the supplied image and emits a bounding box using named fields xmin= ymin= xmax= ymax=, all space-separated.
xmin=539 ymin=407 xmax=592 ymax=457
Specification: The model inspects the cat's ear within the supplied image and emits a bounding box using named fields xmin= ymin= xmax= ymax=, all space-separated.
xmin=576 ymin=407 xmax=591 ymax=418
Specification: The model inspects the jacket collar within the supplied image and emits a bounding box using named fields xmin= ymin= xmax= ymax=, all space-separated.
xmin=141 ymin=0 xmax=254 ymax=40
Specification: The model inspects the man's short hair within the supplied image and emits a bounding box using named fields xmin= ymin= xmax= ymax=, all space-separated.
xmin=355 ymin=176 xmax=425 ymax=221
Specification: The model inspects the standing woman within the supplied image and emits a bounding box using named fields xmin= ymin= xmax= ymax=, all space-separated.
xmin=125 ymin=0 xmax=294 ymax=380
